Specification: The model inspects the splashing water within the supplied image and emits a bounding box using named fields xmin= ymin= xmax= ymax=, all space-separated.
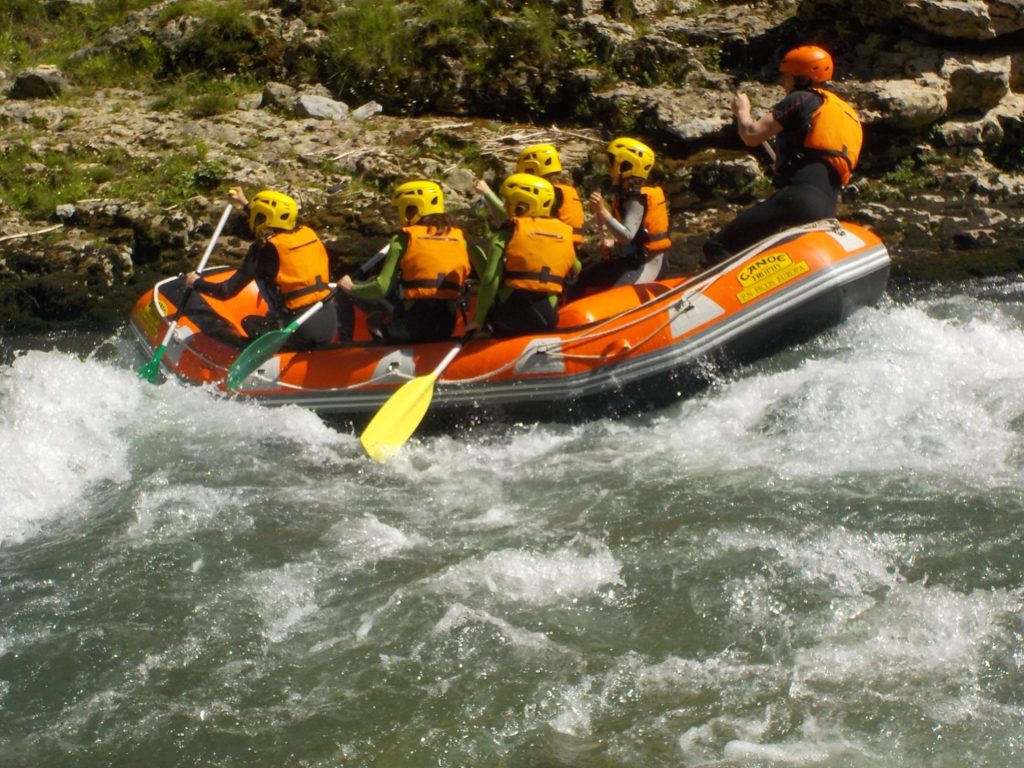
xmin=2 ymin=285 xmax=1023 ymax=767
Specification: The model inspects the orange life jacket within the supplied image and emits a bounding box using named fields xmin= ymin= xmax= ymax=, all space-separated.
xmin=502 ymin=217 xmax=577 ymax=294
xmin=613 ymin=186 xmax=671 ymax=255
xmin=398 ymin=225 xmax=471 ymax=300
xmin=552 ymin=182 xmax=585 ymax=246
xmin=268 ymin=225 xmax=332 ymax=311
xmin=805 ymin=89 xmax=862 ymax=187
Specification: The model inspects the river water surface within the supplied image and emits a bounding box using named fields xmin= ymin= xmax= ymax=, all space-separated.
xmin=2 ymin=280 xmax=1023 ymax=767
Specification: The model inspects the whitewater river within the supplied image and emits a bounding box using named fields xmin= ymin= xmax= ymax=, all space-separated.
xmin=2 ymin=279 xmax=1023 ymax=767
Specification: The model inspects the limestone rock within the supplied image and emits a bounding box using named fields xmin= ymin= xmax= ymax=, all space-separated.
xmin=9 ymin=66 xmax=69 ymax=100
xmin=847 ymin=78 xmax=949 ymax=129
xmin=292 ymin=94 xmax=349 ymax=121
xmin=803 ymin=0 xmax=1024 ymax=40
xmin=943 ymin=56 xmax=1011 ymax=113
xmin=260 ymin=81 xmax=297 ymax=112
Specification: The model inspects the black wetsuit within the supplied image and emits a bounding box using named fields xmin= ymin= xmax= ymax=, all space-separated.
xmin=703 ymin=89 xmax=841 ymax=264
xmin=193 ymin=239 xmax=337 ymax=349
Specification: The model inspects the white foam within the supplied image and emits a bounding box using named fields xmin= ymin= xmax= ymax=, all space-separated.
xmin=434 ymin=538 xmax=623 ymax=605
xmin=249 ymin=561 xmax=321 ymax=643
xmin=0 ymin=351 xmax=140 ymax=544
xmin=326 ymin=513 xmax=425 ymax=571
xmin=711 ymin=525 xmax=903 ymax=597
xmin=431 ymin=602 xmax=556 ymax=650
xmin=127 ymin=484 xmax=252 ymax=541
xmin=790 ymin=581 xmax=1021 ymax=701
xmin=640 ymin=300 xmax=1024 ymax=486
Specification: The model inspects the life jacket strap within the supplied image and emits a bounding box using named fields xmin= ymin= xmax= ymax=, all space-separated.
xmin=281 ymin=274 xmax=328 ymax=304
xmin=401 ymin=273 xmax=464 ymax=294
xmin=504 ymin=265 xmax=565 ymax=286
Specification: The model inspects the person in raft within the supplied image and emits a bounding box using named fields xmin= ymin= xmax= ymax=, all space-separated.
xmin=580 ymin=136 xmax=672 ymax=292
xmin=186 ymin=187 xmax=337 ymax=350
xmin=337 ymin=179 xmax=471 ymax=343
xmin=702 ymin=44 xmax=863 ymax=265
xmin=466 ymin=173 xmax=581 ymax=337
xmin=475 ymin=143 xmax=586 ymax=257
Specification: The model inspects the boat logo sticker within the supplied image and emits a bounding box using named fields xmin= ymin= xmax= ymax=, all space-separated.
xmin=736 ymin=252 xmax=809 ymax=304
xmin=138 ymin=300 xmax=166 ymax=337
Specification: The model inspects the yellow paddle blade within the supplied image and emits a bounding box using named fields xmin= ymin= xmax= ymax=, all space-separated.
xmin=360 ymin=372 xmax=440 ymax=462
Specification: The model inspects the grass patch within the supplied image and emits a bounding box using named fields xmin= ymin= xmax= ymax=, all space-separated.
xmin=320 ymin=0 xmax=576 ymax=119
xmin=65 ymin=36 xmax=165 ymax=89
xmin=0 ymin=143 xmax=98 ymax=219
xmin=150 ymin=73 xmax=258 ymax=117
xmin=1 ymin=0 xmax=161 ymax=70
xmin=858 ymin=156 xmax=939 ymax=202
xmin=0 ymin=136 xmax=229 ymax=219
xmin=162 ymin=0 xmax=270 ymax=75
xmin=104 ymin=148 xmax=229 ymax=207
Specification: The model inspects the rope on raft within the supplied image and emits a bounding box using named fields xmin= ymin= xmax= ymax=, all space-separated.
xmin=170 ymin=219 xmax=848 ymax=393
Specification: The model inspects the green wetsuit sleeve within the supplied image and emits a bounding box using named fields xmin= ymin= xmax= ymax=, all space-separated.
xmin=482 ymin=188 xmax=505 ymax=219
xmin=348 ymin=235 xmax=404 ymax=301
xmin=472 ymin=230 xmax=509 ymax=325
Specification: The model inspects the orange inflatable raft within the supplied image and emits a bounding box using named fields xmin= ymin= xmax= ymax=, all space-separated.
xmin=129 ymin=219 xmax=890 ymax=424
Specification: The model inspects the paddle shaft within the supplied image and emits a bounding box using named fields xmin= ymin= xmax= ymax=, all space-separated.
xmin=286 ymin=287 xmax=338 ymax=331
xmin=156 ymin=204 xmax=232 ymax=345
xmin=354 ymin=244 xmax=388 ymax=280
xmin=139 ymin=204 xmax=232 ymax=380
xmin=431 ymin=339 xmax=466 ymax=378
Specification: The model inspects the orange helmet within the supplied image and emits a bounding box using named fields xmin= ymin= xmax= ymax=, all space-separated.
xmin=779 ymin=45 xmax=833 ymax=82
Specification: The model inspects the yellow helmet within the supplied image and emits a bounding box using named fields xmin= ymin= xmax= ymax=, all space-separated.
xmin=392 ymin=179 xmax=444 ymax=225
xmin=516 ymin=143 xmax=562 ymax=176
xmin=248 ymin=190 xmax=298 ymax=232
xmin=606 ymin=137 xmax=655 ymax=182
xmin=499 ymin=173 xmax=556 ymax=217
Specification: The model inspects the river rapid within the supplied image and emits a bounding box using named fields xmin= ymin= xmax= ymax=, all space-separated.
xmin=1 ymin=279 xmax=1023 ymax=767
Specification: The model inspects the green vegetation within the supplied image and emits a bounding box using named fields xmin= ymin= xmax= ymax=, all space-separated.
xmin=857 ymin=156 xmax=940 ymax=202
xmin=150 ymin=73 xmax=258 ymax=117
xmin=65 ymin=39 xmax=164 ymax=90
xmin=1 ymin=0 xmax=159 ymax=69
xmin=1 ymin=0 xmax=274 ymax=91
xmin=985 ymin=139 xmax=1024 ymax=173
xmin=697 ymin=43 xmax=723 ymax=73
xmin=0 ymin=138 xmax=228 ymax=219
xmin=320 ymin=0 xmax=580 ymax=119
xmin=0 ymin=143 xmax=98 ymax=219
xmin=161 ymin=0 xmax=269 ymax=75
xmin=882 ymin=157 xmax=939 ymax=190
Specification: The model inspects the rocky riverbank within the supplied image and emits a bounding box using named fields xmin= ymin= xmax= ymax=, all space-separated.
xmin=1 ymin=0 xmax=1022 ymax=331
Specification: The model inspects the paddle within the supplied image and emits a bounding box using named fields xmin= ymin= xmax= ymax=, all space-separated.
xmin=225 ymin=289 xmax=338 ymax=390
xmin=138 ymin=203 xmax=232 ymax=382
xmin=225 ymin=246 xmax=389 ymax=390
xmin=360 ymin=330 xmax=473 ymax=462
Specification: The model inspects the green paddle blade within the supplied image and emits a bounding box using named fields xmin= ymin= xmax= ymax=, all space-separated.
xmin=360 ymin=372 xmax=440 ymax=462
xmin=226 ymin=326 xmax=294 ymax=390
xmin=137 ymin=344 xmax=167 ymax=382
